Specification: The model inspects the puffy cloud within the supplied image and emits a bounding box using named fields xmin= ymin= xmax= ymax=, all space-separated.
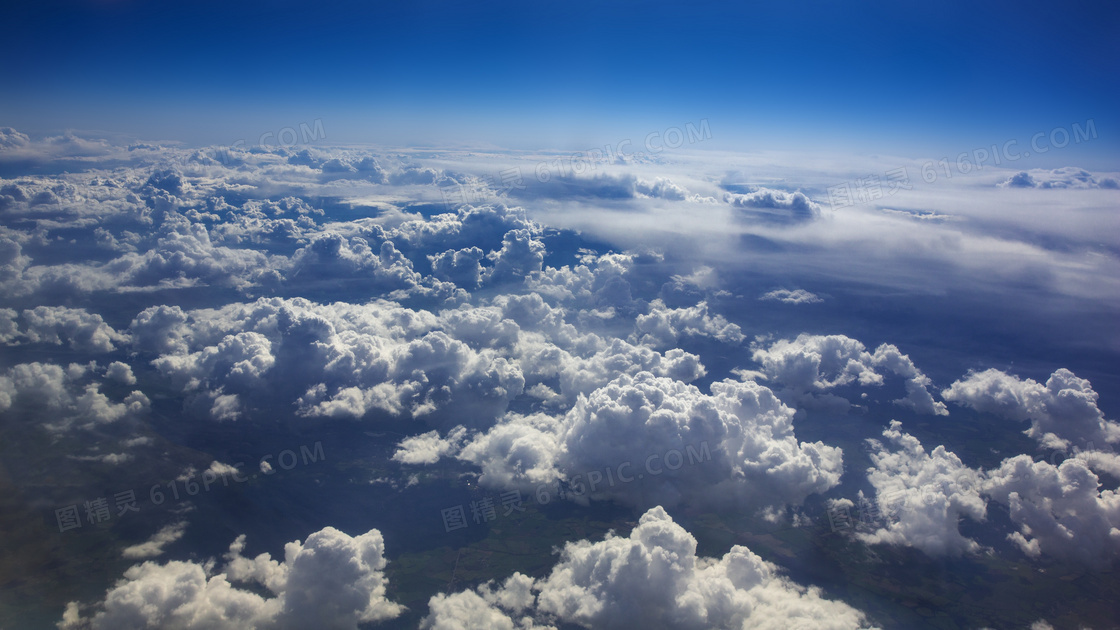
xmin=556 ymin=339 xmax=706 ymax=400
xmin=129 ymin=304 xmax=191 ymax=355
xmin=635 ymin=176 xmax=689 ymax=200
xmin=429 ymin=246 xmax=486 ymax=288
xmin=0 ymin=306 xmax=19 ymax=341
xmin=523 ymin=253 xmax=637 ymax=310
xmin=153 ymin=331 xmax=275 ymax=389
xmin=752 ymin=334 xmax=882 ymax=393
xmin=0 ymin=361 xmax=150 ymax=431
xmin=145 ymin=168 xmax=183 ymax=195
xmin=759 ymin=288 xmax=823 ymax=304
xmin=860 ymin=418 xmax=1120 ymax=566
xmin=207 ymin=198 xmax=318 ymax=246
xmin=999 ymin=167 xmax=1120 ymax=190
xmin=298 ymin=330 xmax=524 ymax=423
xmin=423 ymin=574 xmax=549 ymax=630
xmin=64 ymin=560 xmax=279 ymax=630
xmin=751 ymin=334 xmax=948 ymax=415
xmin=6 ymin=305 xmax=129 ymax=352
xmin=631 ymin=299 xmax=744 ymax=348
xmin=129 ymin=293 xmax=714 ymax=425
xmin=422 ymin=507 xmax=874 ymax=629
xmin=455 ymin=371 xmax=844 ymax=512
xmin=393 ymin=204 xmax=537 ymax=254
xmin=859 ymin=421 xmax=987 ymax=556
xmin=103 ymin=221 xmax=283 ymax=292
xmin=485 ymin=229 xmax=546 ymax=284
xmin=105 ymin=361 xmax=137 ymax=385
xmin=869 ymin=345 xmax=948 ymax=416
xmin=847 ymin=412 xmax=1120 ymax=570
xmin=0 ymin=236 xmax=31 ymax=290
xmin=68 ymin=525 xmax=403 ymax=630
xmin=389 ymin=164 xmax=445 ymax=186
xmin=393 ymin=426 xmax=468 ymax=464
xmin=455 ymin=412 xmax=565 ymax=489
xmin=150 ymin=330 xmax=275 ymax=420
xmin=634 ymin=177 xmax=715 ymax=203
xmin=320 ymin=157 xmax=355 ymax=174
xmin=288 ymin=232 xmax=428 ymax=295
xmin=982 ymin=450 xmax=1120 ymax=567
xmin=1000 ymin=171 xmax=1037 ymax=188
xmin=942 ymin=368 xmax=1120 ymax=451
xmin=726 ymin=187 xmax=822 ymax=222
xmin=0 ymin=126 xmax=31 ymax=149
xmin=136 ymin=297 xmax=522 ymax=423
xmin=438 ymin=304 xmax=520 ymax=349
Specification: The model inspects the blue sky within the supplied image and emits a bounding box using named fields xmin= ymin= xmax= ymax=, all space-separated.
xmin=3 ymin=0 xmax=1119 ymax=161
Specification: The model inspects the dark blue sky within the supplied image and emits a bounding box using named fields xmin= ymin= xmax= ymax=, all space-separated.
xmin=3 ymin=0 xmax=1118 ymax=160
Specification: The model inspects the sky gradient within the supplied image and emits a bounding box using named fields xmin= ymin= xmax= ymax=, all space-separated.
xmin=3 ymin=0 xmax=1119 ymax=162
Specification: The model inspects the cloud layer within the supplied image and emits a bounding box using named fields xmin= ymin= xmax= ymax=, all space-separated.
xmin=422 ymin=507 xmax=875 ymax=630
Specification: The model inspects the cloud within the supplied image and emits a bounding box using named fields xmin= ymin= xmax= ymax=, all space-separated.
xmin=0 ymin=127 xmax=31 ymax=150
xmin=726 ymin=187 xmax=822 ymax=222
xmin=523 ymin=252 xmax=638 ymax=310
xmin=509 ymin=173 xmax=639 ymax=202
xmin=751 ymin=334 xmax=948 ymax=415
xmin=438 ymin=304 xmax=520 ymax=349
xmin=0 ymin=361 xmax=150 ymax=432
xmin=423 ymin=575 xmax=551 ymax=630
xmin=121 ymin=522 xmax=188 ymax=559
xmin=859 ymin=421 xmax=987 ymax=556
xmin=429 ymin=246 xmax=486 ymax=288
xmin=454 ymin=371 xmax=844 ymax=512
xmin=942 ymin=368 xmax=1120 ymax=451
xmin=129 ymin=304 xmax=191 ymax=354
xmin=105 ymin=361 xmax=137 ymax=385
xmin=35 ymin=220 xmax=286 ymax=294
xmin=393 ymin=426 xmax=468 ymax=464
xmin=421 ymin=506 xmax=874 ymax=629
xmin=288 ymin=232 xmax=442 ymax=297
xmin=631 ymin=299 xmax=744 ymax=348
xmin=297 ymin=330 xmax=525 ymax=423
xmin=128 ymin=290 xmax=722 ymax=424
xmin=66 ymin=525 xmax=404 ymax=629
xmin=982 ymin=450 xmax=1120 ymax=567
xmin=1000 ymin=171 xmax=1037 ymax=188
xmin=859 ymin=418 xmax=1120 ymax=566
xmin=634 ymin=177 xmax=715 ymax=203
xmin=485 ymin=228 xmax=546 ymax=283
xmin=135 ymin=297 xmax=524 ymax=423
xmin=635 ymin=177 xmax=689 ymax=200
xmin=999 ymin=167 xmax=1120 ymax=190
xmin=393 ymin=204 xmax=537 ymax=255
xmin=759 ymin=288 xmax=823 ymax=304
xmin=1 ymin=135 xmax=1113 ymax=627
xmin=4 ymin=305 xmax=129 ymax=352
